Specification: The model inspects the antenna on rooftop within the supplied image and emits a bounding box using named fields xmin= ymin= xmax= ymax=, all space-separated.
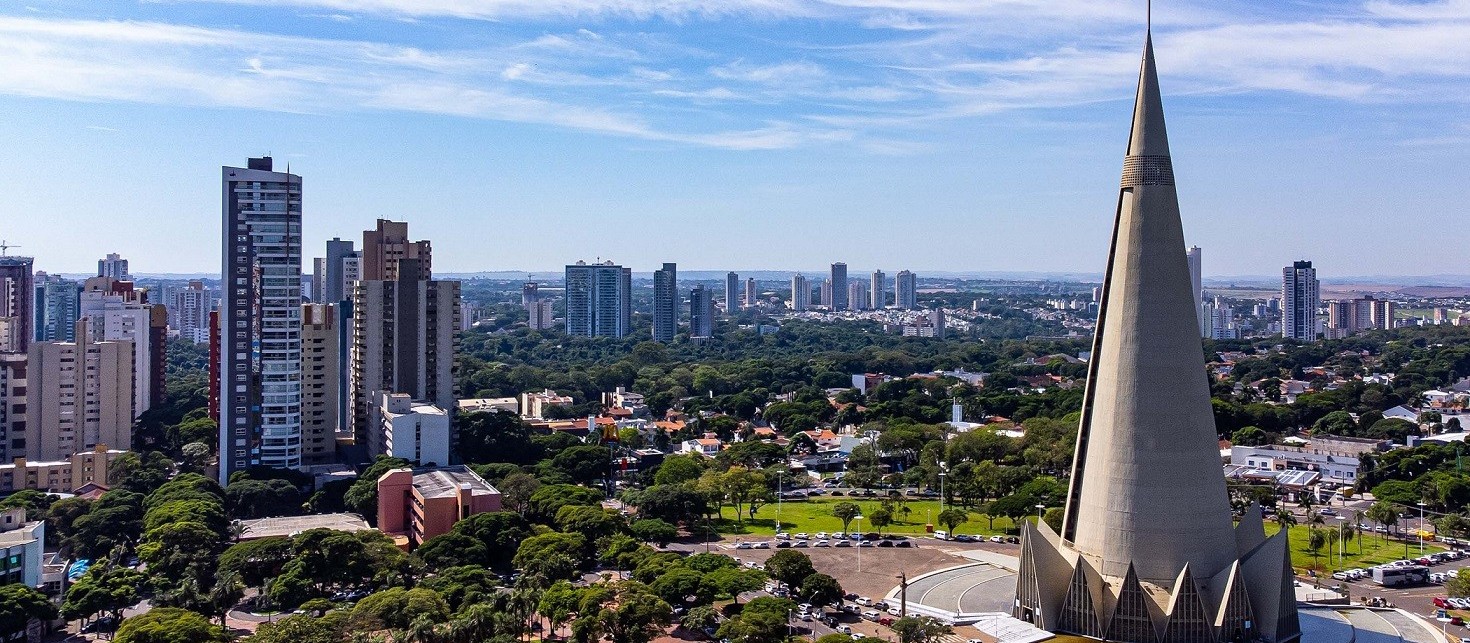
xmin=0 ymin=240 xmax=19 ymax=256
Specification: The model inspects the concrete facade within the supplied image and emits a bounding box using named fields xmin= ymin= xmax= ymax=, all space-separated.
xmin=27 ymin=322 xmax=134 ymax=460
xmin=1015 ymin=32 xmax=1299 ymax=643
xmin=301 ymin=303 xmax=339 ymax=464
xmin=378 ymin=392 xmax=450 ymax=466
xmin=0 ymin=446 xmax=125 ymax=494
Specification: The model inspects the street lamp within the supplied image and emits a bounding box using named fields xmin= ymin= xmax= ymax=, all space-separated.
xmin=854 ymin=515 xmax=865 ymax=573
xmin=1418 ymin=501 xmax=1427 ymax=556
xmin=1334 ymin=516 xmax=1347 ymax=569
xmin=938 ymin=469 xmax=947 ymax=512
xmin=1036 ymin=504 xmax=1046 ymax=522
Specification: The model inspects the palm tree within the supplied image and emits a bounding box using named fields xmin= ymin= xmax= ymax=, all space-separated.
xmin=1352 ymin=510 xmax=1367 ymax=554
xmin=1275 ymin=506 xmax=1297 ymax=530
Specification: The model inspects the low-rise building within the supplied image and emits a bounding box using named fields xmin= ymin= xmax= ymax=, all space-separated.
xmin=377 ymin=466 xmax=502 ymax=548
xmin=680 ymin=437 xmax=722 ymax=457
xmin=1230 ymin=442 xmax=1366 ymax=486
xmin=520 ymin=389 xmax=573 ymax=420
xmin=0 ymin=445 xmax=125 ymax=494
xmin=0 ymin=508 xmax=45 ymax=588
xmin=378 ymin=393 xmax=450 ymax=467
xmin=457 ymin=397 xmax=519 ymax=414
xmin=237 ymin=513 xmax=373 ymax=541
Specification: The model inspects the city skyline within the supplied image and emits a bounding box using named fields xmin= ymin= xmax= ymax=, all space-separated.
xmin=0 ymin=2 xmax=1467 ymax=277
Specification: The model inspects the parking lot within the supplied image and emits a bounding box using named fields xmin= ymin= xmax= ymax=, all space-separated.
xmin=1304 ymin=544 xmax=1470 ymax=635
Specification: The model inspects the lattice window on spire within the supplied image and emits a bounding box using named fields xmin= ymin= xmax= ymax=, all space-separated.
xmin=1106 ymin=570 xmax=1159 ymax=643
xmin=1121 ymin=155 xmax=1175 ymax=187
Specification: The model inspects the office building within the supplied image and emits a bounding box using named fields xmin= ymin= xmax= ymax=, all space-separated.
xmin=218 ymin=156 xmax=304 ymax=483
xmin=350 ymin=258 xmax=459 ymax=458
xmin=1282 ymin=260 xmax=1320 ymax=341
xmin=301 ymin=303 xmax=339 ymax=464
xmin=361 ymin=219 xmax=432 ymax=282
xmin=1015 ymin=30 xmax=1297 ymax=643
xmin=744 ymin=278 xmax=757 ymax=309
xmin=564 ymin=261 xmax=631 ymax=338
xmin=377 ymin=465 xmax=501 ymax=548
xmin=689 ymin=285 xmax=715 ymax=338
xmin=324 ymin=238 xmax=356 ymax=303
xmin=830 ymin=263 xmax=848 ymax=311
xmin=34 ymin=274 xmax=80 ymax=343
xmin=870 ymin=270 xmax=886 ymax=309
xmin=170 ymin=280 xmax=214 ymax=344
xmin=725 ymin=272 xmax=740 ymax=313
xmin=1187 ymin=245 xmax=1206 ymax=337
xmin=652 ymin=263 xmax=677 ymax=342
xmin=790 ymin=274 xmax=809 ymax=312
xmin=847 ymin=281 xmax=868 ymax=311
xmin=28 ymin=322 xmax=134 ymax=460
xmin=895 ymin=270 xmax=917 ymax=310
xmin=378 ymin=392 xmax=450 ymax=466
xmin=0 ymin=255 xmax=34 ymax=354
xmin=78 ymin=276 xmax=164 ymax=415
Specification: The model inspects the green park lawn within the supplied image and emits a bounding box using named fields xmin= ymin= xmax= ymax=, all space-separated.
xmin=710 ymin=496 xmax=1022 ymax=537
xmin=1265 ymin=523 xmax=1446 ymax=573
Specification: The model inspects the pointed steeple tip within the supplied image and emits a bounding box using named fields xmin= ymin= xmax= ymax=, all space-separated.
xmin=1119 ymin=3 xmax=1174 ymax=187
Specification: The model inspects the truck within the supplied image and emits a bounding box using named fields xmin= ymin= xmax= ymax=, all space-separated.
xmin=1373 ymin=565 xmax=1428 ymax=587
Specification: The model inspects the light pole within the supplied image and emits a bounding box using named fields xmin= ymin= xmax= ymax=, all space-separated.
xmin=1418 ymin=502 xmax=1427 ymax=556
xmin=1036 ymin=504 xmax=1045 ymax=523
xmin=855 ymin=515 xmax=865 ymax=573
xmin=939 ymin=470 xmax=947 ymax=513
xmin=776 ymin=474 xmax=783 ymax=535
xmin=1335 ymin=516 xmax=1347 ymax=569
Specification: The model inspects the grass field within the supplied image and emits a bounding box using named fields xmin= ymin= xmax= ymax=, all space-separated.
xmin=711 ymin=496 xmax=1022 ymax=536
xmin=1267 ymin=523 xmax=1446 ymax=573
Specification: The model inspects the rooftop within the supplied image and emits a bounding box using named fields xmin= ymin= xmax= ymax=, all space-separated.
xmin=237 ymin=513 xmax=372 ymax=540
xmin=412 ymin=465 xmax=499 ymax=500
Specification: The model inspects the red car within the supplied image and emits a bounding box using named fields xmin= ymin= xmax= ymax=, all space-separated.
xmin=1436 ymin=597 xmax=1451 ymax=609
xmin=878 ymin=617 xmax=894 ymax=626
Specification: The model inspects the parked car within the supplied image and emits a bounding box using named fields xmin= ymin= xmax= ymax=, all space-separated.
xmin=887 ymin=607 xmax=903 ymax=616
xmin=736 ymin=542 xmax=753 ymax=549
xmin=990 ymin=536 xmax=1005 ymax=543
xmin=794 ymin=540 xmax=809 ymax=548
xmin=852 ymin=634 xmax=866 ymax=640
xmin=1331 ymin=571 xmax=1350 ymax=581
xmin=855 ymin=597 xmax=873 ymax=606
xmin=836 ymin=540 xmax=853 ymax=548
xmin=776 ymin=541 xmax=792 ymax=548
xmin=838 ymin=626 xmax=854 ymax=634
xmin=862 ymin=610 xmax=881 ymax=621
xmin=879 ymin=617 xmax=895 ymax=626
xmin=878 ymin=540 xmax=895 ymax=548
xmin=755 ymin=541 xmax=770 ymax=549
xmin=1434 ymin=597 xmax=1450 ymax=608
xmin=1006 ymin=536 xmax=1020 ymax=544
xmin=816 ymin=532 xmax=829 ymax=539
xmin=897 ymin=541 xmax=913 ymax=548
xmin=815 ymin=540 xmax=831 ymax=547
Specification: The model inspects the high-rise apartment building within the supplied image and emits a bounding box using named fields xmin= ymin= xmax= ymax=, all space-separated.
xmin=895 ymin=270 xmax=917 ymax=310
xmin=1326 ymin=296 xmax=1395 ymax=338
xmin=350 ymin=257 xmax=459 ymax=459
xmin=744 ymin=278 xmax=757 ymax=309
xmin=34 ymin=274 xmax=80 ymax=343
xmin=522 ymin=282 xmax=539 ymax=306
xmin=362 ymin=219 xmax=432 ymax=282
xmin=523 ymin=283 xmax=556 ymax=330
xmin=1282 ymin=260 xmax=1320 ymax=341
xmin=820 ymin=279 xmax=833 ymax=308
xmin=725 ymin=272 xmax=740 ymax=313
xmin=830 ymin=263 xmax=848 ymax=311
xmin=311 ymin=258 xmax=326 ymax=303
xmin=870 ymin=270 xmax=886 ymax=309
xmin=0 ymin=255 xmax=35 ymax=354
xmin=1186 ymin=246 xmax=1204 ymax=337
xmin=565 ymin=261 xmax=631 ymax=338
xmin=689 ymin=285 xmax=715 ymax=338
xmin=324 ymin=238 xmax=356 ymax=303
xmin=790 ymin=274 xmax=809 ymax=312
xmin=170 ymin=280 xmax=214 ymax=344
xmin=847 ymin=281 xmax=869 ymax=311
xmin=218 ymin=157 xmax=304 ymax=483
xmin=652 ymin=263 xmax=678 ymax=342
xmin=27 ymin=322 xmax=134 ymax=460
xmin=0 ymin=354 xmax=27 ymax=461
xmin=301 ymin=303 xmax=339 ymax=464
xmin=98 ymin=253 xmax=131 ymax=281
xmin=78 ymin=276 xmax=165 ymax=416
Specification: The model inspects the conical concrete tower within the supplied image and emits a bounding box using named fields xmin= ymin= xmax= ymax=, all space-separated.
xmin=1013 ymin=17 xmax=1300 ymax=643
xmin=1058 ymin=29 xmax=1238 ymax=585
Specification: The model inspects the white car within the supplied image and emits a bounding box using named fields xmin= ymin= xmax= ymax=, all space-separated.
xmin=794 ymin=540 xmax=810 ymax=548
xmin=862 ymin=610 xmax=881 ymax=621
xmin=816 ymin=532 xmax=829 ymax=539
xmin=852 ymin=634 xmax=866 ymax=640
xmin=855 ymin=597 xmax=873 ymax=606
xmin=887 ymin=607 xmax=902 ymax=616
xmin=755 ymin=541 xmax=770 ymax=549
xmin=837 ymin=626 xmax=853 ymax=635
xmin=990 ymin=535 xmax=1004 ymax=543
xmin=815 ymin=539 xmax=831 ymax=547
xmin=736 ymin=542 xmax=753 ymax=549
xmin=795 ymin=533 xmax=810 ymax=540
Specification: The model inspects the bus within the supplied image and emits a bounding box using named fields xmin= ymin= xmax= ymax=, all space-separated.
xmin=1373 ymin=565 xmax=1428 ymax=587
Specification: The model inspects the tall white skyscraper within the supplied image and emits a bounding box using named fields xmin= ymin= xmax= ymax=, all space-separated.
xmin=219 ymin=157 xmax=303 ymax=483
xmin=895 ymin=270 xmax=917 ymax=310
xmin=870 ymin=270 xmax=886 ymax=309
xmin=1186 ymin=246 xmax=1204 ymax=337
xmin=1282 ymin=260 xmax=1320 ymax=341
xmin=790 ymin=274 xmax=809 ymax=312
xmin=744 ymin=278 xmax=757 ymax=309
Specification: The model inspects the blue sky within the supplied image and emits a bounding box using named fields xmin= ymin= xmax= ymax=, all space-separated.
xmin=0 ymin=0 xmax=1467 ymax=278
